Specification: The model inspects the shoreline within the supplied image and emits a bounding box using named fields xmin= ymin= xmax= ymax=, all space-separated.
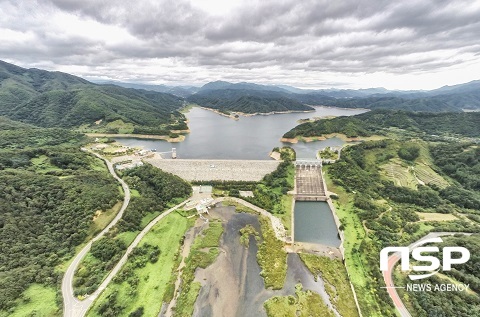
xmin=85 ymin=133 xmax=186 ymax=143
xmin=308 ymin=105 xmax=370 ymax=112
xmin=196 ymin=105 xmax=315 ymax=119
xmin=281 ymin=133 xmax=367 ymax=144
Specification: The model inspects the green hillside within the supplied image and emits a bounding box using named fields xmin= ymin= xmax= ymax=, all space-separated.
xmin=0 ymin=61 xmax=186 ymax=134
xmin=283 ymin=110 xmax=480 ymax=139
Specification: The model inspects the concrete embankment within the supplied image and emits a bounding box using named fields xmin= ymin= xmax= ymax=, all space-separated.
xmin=145 ymin=158 xmax=280 ymax=181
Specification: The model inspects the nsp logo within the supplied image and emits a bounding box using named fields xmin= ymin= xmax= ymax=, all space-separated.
xmin=380 ymin=237 xmax=470 ymax=280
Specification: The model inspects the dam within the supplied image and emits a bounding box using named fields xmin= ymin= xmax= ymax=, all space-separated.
xmin=145 ymin=158 xmax=280 ymax=181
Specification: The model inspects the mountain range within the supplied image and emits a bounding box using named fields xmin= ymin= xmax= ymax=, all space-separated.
xmin=103 ymin=78 xmax=480 ymax=113
xmin=0 ymin=60 xmax=186 ymax=134
xmin=1 ymin=59 xmax=479 ymax=134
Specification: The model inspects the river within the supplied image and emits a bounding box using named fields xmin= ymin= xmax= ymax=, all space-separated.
xmin=114 ymin=106 xmax=367 ymax=159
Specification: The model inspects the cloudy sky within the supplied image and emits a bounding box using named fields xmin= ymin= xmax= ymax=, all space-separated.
xmin=1 ymin=0 xmax=480 ymax=90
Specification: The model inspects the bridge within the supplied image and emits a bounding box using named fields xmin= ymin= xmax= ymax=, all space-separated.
xmin=294 ymin=159 xmax=327 ymax=201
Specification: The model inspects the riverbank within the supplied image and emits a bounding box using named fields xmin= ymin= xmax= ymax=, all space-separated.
xmin=85 ymin=133 xmax=186 ymax=142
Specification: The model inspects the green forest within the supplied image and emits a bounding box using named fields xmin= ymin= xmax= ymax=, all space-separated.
xmin=0 ymin=119 xmax=120 ymax=313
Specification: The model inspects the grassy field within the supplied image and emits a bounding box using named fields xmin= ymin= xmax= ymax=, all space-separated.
xmin=264 ymin=284 xmax=335 ymax=317
xmin=0 ymin=284 xmax=59 ymax=317
xmin=278 ymin=195 xmax=293 ymax=235
xmin=87 ymin=202 xmax=123 ymax=239
xmin=323 ymin=170 xmax=384 ymax=316
xmin=300 ymin=254 xmax=360 ymax=317
xmin=257 ymin=216 xmax=288 ymax=290
xmin=413 ymin=163 xmax=449 ymax=188
xmin=30 ymin=155 xmax=62 ymax=174
xmin=87 ymin=212 xmax=193 ymax=317
xmin=380 ymin=159 xmax=418 ymax=189
xmin=417 ymin=212 xmax=458 ymax=222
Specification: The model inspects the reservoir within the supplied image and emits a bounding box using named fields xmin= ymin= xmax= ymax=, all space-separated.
xmin=294 ymin=201 xmax=341 ymax=247
xmin=115 ymin=106 xmax=367 ymax=160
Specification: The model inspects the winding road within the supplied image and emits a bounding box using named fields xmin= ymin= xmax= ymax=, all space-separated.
xmin=382 ymin=231 xmax=472 ymax=317
xmin=62 ymin=150 xmax=187 ymax=317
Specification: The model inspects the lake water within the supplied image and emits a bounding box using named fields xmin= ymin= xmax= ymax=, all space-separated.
xmin=115 ymin=106 xmax=367 ymax=160
xmin=294 ymin=201 xmax=341 ymax=247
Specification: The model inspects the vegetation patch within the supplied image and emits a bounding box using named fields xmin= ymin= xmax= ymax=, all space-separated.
xmin=417 ymin=212 xmax=458 ymax=222
xmin=0 ymin=284 xmax=59 ymax=317
xmin=74 ymin=236 xmax=127 ymax=296
xmin=257 ymin=216 xmax=288 ymax=290
xmin=88 ymin=213 xmax=192 ymax=317
xmin=318 ymin=146 xmax=339 ymax=160
xmin=264 ymin=284 xmax=335 ymax=317
xmin=271 ymin=146 xmax=296 ymax=161
xmin=172 ymin=221 xmax=224 ymax=317
xmin=299 ymin=254 xmax=360 ymax=317
xmin=380 ymin=159 xmax=418 ymax=189
xmin=239 ymin=224 xmax=260 ymax=246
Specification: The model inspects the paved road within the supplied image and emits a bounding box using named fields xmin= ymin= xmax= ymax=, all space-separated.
xmin=62 ymin=151 xmax=132 ymax=317
xmin=383 ymin=232 xmax=472 ymax=317
xmin=62 ymin=150 xmax=188 ymax=317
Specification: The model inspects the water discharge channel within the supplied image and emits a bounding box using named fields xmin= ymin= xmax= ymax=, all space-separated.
xmin=294 ymin=201 xmax=341 ymax=247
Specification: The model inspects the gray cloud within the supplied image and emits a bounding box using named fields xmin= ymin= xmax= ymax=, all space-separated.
xmin=0 ymin=0 xmax=479 ymax=89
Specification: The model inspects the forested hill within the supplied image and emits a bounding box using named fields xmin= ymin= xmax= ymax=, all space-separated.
xmin=0 ymin=119 xmax=120 ymax=312
xmin=187 ymin=88 xmax=317 ymax=113
xmin=283 ymin=110 xmax=480 ymax=138
xmin=0 ymin=60 xmax=186 ymax=133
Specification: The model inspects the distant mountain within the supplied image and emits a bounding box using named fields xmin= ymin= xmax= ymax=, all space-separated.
xmin=189 ymin=81 xmax=338 ymax=113
xmin=188 ymin=88 xmax=315 ymax=113
xmin=93 ymin=80 xmax=200 ymax=97
xmin=189 ymin=80 xmax=479 ymax=113
xmin=0 ymin=60 xmax=186 ymax=134
xmin=428 ymin=80 xmax=480 ymax=95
